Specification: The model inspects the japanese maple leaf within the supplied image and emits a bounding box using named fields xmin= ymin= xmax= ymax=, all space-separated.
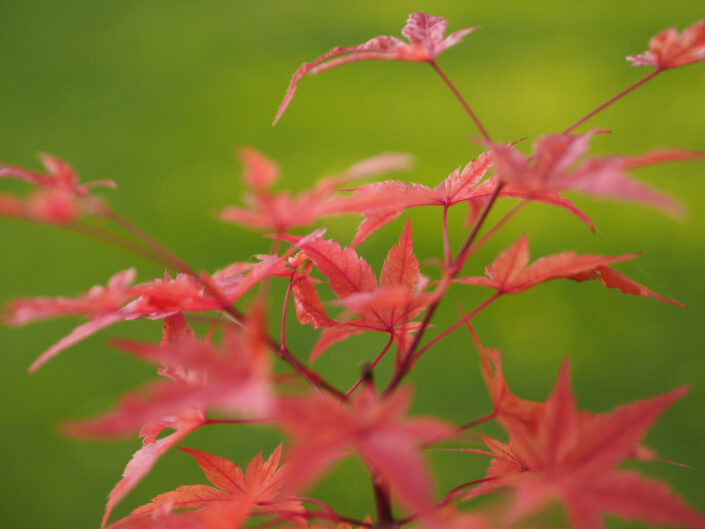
xmin=5 ymin=253 xmax=290 ymax=373
xmin=0 ymin=268 xmax=139 ymax=372
xmin=473 ymin=362 xmax=705 ymax=529
xmin=277 ymin=386 xmax=452 ymax=514
xmin=488 ymin=131 xmax=705 ymax=216
xmin=463 ymin=327 xmax=659 ymax=464
xmin=109 ymin=444 xmax=303 ymax=529
xmin=1 ymin=267 xmax=136 ymax=326
xmin=64 ymin=322 xmax=272 ymax=439
xmin=0 ymin=153 xmax=116 ymax=195
xmin=273 ymin=12 xmax=478 ymax=124
xmin=218 ymin=147 xmax=411 ymax=232
xmin=344 ymin=151 xmax=592 ymax=246
xmin=627 ymin=20 xmax=705 ymax=69
xmin=129 ymin=255 xmax=290 ymax=314
xmin=285 ymin=221 xmax=436 ymax=361
xmin=0 ymin=187 xmax=101 ymax=224
xmin=455 ymin=234 xmax=685 ymax=306
xmin=101 ymin=410 xmax=206 ymax=529
xmin=0 ymin=154 xmax=115 ymax=223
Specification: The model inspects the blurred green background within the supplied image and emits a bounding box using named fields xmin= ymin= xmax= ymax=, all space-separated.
xmin=1 ymin=1 xmax=704 ymax=527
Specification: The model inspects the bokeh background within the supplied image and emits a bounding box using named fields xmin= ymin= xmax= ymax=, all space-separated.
xmin=1 ymin=1 xmax=704 ymax=527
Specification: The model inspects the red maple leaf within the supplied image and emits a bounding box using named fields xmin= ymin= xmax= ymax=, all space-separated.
xmin=218 ymin=147 xmax=411 ymax=233
xmin=463 ymin=327 xmax=660 ymax=465
xmin=277 ymin=386 xmax=452 ymax=515
xmin=471 ymin=362 xmax=705 ymax=529
xmin=109 ymin=444 xmax=302 ymax=529
xmin=64 ymin=318 xmax=272 ymax=439
xmin=3 ymin=252 xmax=293 ymax=372
xmin=273 ymin=12 xmax=478 ymax=124
xmin=343 ymin=151 xmax=592 ymax=246
xmin=286 ymin=220 xmax=437 ymax=361
xmin=1 ymin=268 xmax=138 ymax=372
xmin=487 ymin=131 xmax=705 ymax=216
xmin=0 ymin=153 xmax=116 ymax=195
xmin=2 ymin=267 xmax=136 ymax=326
xmin=456 ymin=234 xmax=685 ymax=306
xmin=101 ymin=410 xmax=206 ymax=529
xmin=0 ymin=154 xmax=116 ymax=224
xmin=627 ymin=20 xmax=705 ymax=69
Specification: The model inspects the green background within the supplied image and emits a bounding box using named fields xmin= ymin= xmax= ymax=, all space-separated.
xmin=1 ymin=1 xmax=703 ymax=527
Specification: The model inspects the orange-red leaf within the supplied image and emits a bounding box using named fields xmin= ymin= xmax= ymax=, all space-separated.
xmin=569 ymin=265 xmax=687 ymax=307
xmin=455 ymin=234 xmax=637 ymax=295
xmin=101 ymin=411 xmax=205 ymax=529
xmin=111 ymin=445 xmax=301 ymax=529
xmin=273 ymin=12 xmax=477 ymax=124
xmin=277 ymin=387 xmax=452 ymax=514
xmin=627 ymin=20 xmax=705 ymax=69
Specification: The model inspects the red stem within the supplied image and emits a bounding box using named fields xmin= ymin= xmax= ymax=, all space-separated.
xmin=450 ymin=182 xmax=504 ymax=275
xmin=421 ymin=410 xmax=497 ymax=448
xmin=103 ymin=207 xmax=346 ymax=400
xmin=252 ymin=508 xmax=372 ymax=529
xmin=429 ymin=60 xmax=491 ymax=141
xmin=204 ymin=417 xmax=272 ymax=425
xmin=410 ymin=293 xmax=500 ymax=365
xmin=345 ymin=334 xmax=395 ymax=397
xmin=68 ymin=221 xmax=170 ymax=268
xmin=564 ymin=69 xmax=662 ymax=133
xmin=372 ymin=479 xmax=396 ymax=529
xmin=384 ymin=183 xmax=504 ymax=395
xmin=456 ymin=201 xmax=526 ymax=269
xmin=281 ymin=274 xmax=294 ymax=348
xmin=442 ymin=205 xmax=451 ymax=265
xmin=397 ymin=477 xmax=498 ymax=524
xmin=103 ymin=208 xmax=195 ymax=274
xmin=456 ymin=410 xmax=497 ymax=432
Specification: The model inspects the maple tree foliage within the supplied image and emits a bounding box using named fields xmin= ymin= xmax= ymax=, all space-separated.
xmin=0 ymin=153 xmax=115 ymax=224
xmin=218 ymin=147 xmax=413 ymax=233
xmin=2 ymin=10 xmax=705 ymax=529
xmin=486 ymin=131 xmax=705 ymax=216
xmin=286 ymin=220 xmax=437 ymax=361
xmin=108 ymin=444 xmax=303 ymax=529
xmin=273 ymin=12 xmax=477 ymax=124
xmin=277 ymin=386 xmax=452 ymax=515
xmin=344 ymin=151 xmax=594 ymax=247
xmin=468 ymin=360 xmax=705 ymax=529
xmin=455 ymin=233 xmax=687 ymax=306
xmin=627 ymin=20 xmax=705 ymax=70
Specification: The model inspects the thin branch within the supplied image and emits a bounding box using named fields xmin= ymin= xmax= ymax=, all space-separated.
xmin=384 ymin=184 xmax=504 ymax=394
xmin=345 ymin=334 xmax=395 ymax=397
xmin=564 ymin=69 xmax=662 ymax=133
xmin=450 ymin=182 xmax=504 ymax=276
xmin=456 ymin=411 xmax=497 ymax=433
xmin=429 ymin=60 xmax=491 ymax=141
xmin=396 ymin=477 xmax=499 ymax=525
xmin=372 ymin=479 xmax=396 ymax=528
xmin=204 ymin=417 xmax=272 ymax=426
xmin=281 ymin=273 xmax=295 ymax=348
xmin=251 ymin=508 xmax=373 ymax=529
xmin=101 ymin=206 xmax=346 ymax=400
xmin=456 ymin=200 xmax=526 ymax=269
xmin=442 ymin=205 xmax=451 ymax=265
xmin=103 ymin=208 xmax=195 ymax=274
xmin=421 ymin=410 xmax=498 ymax=448
xmin=410 ymin=293 xmax=501 ymax=365
xmin=67 ymin=221 xmax=169 ymax=268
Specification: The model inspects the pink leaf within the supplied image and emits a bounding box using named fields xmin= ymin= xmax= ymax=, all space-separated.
xmin=627 ymin=20 xmax=705 ymax=69
xmin=101 ymin=410 xmax=205 ymax=529
xmin=273 ymin=12 xmax=477 ymax=124
xmin=455 ymin=234 xmax=636 ymax=295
